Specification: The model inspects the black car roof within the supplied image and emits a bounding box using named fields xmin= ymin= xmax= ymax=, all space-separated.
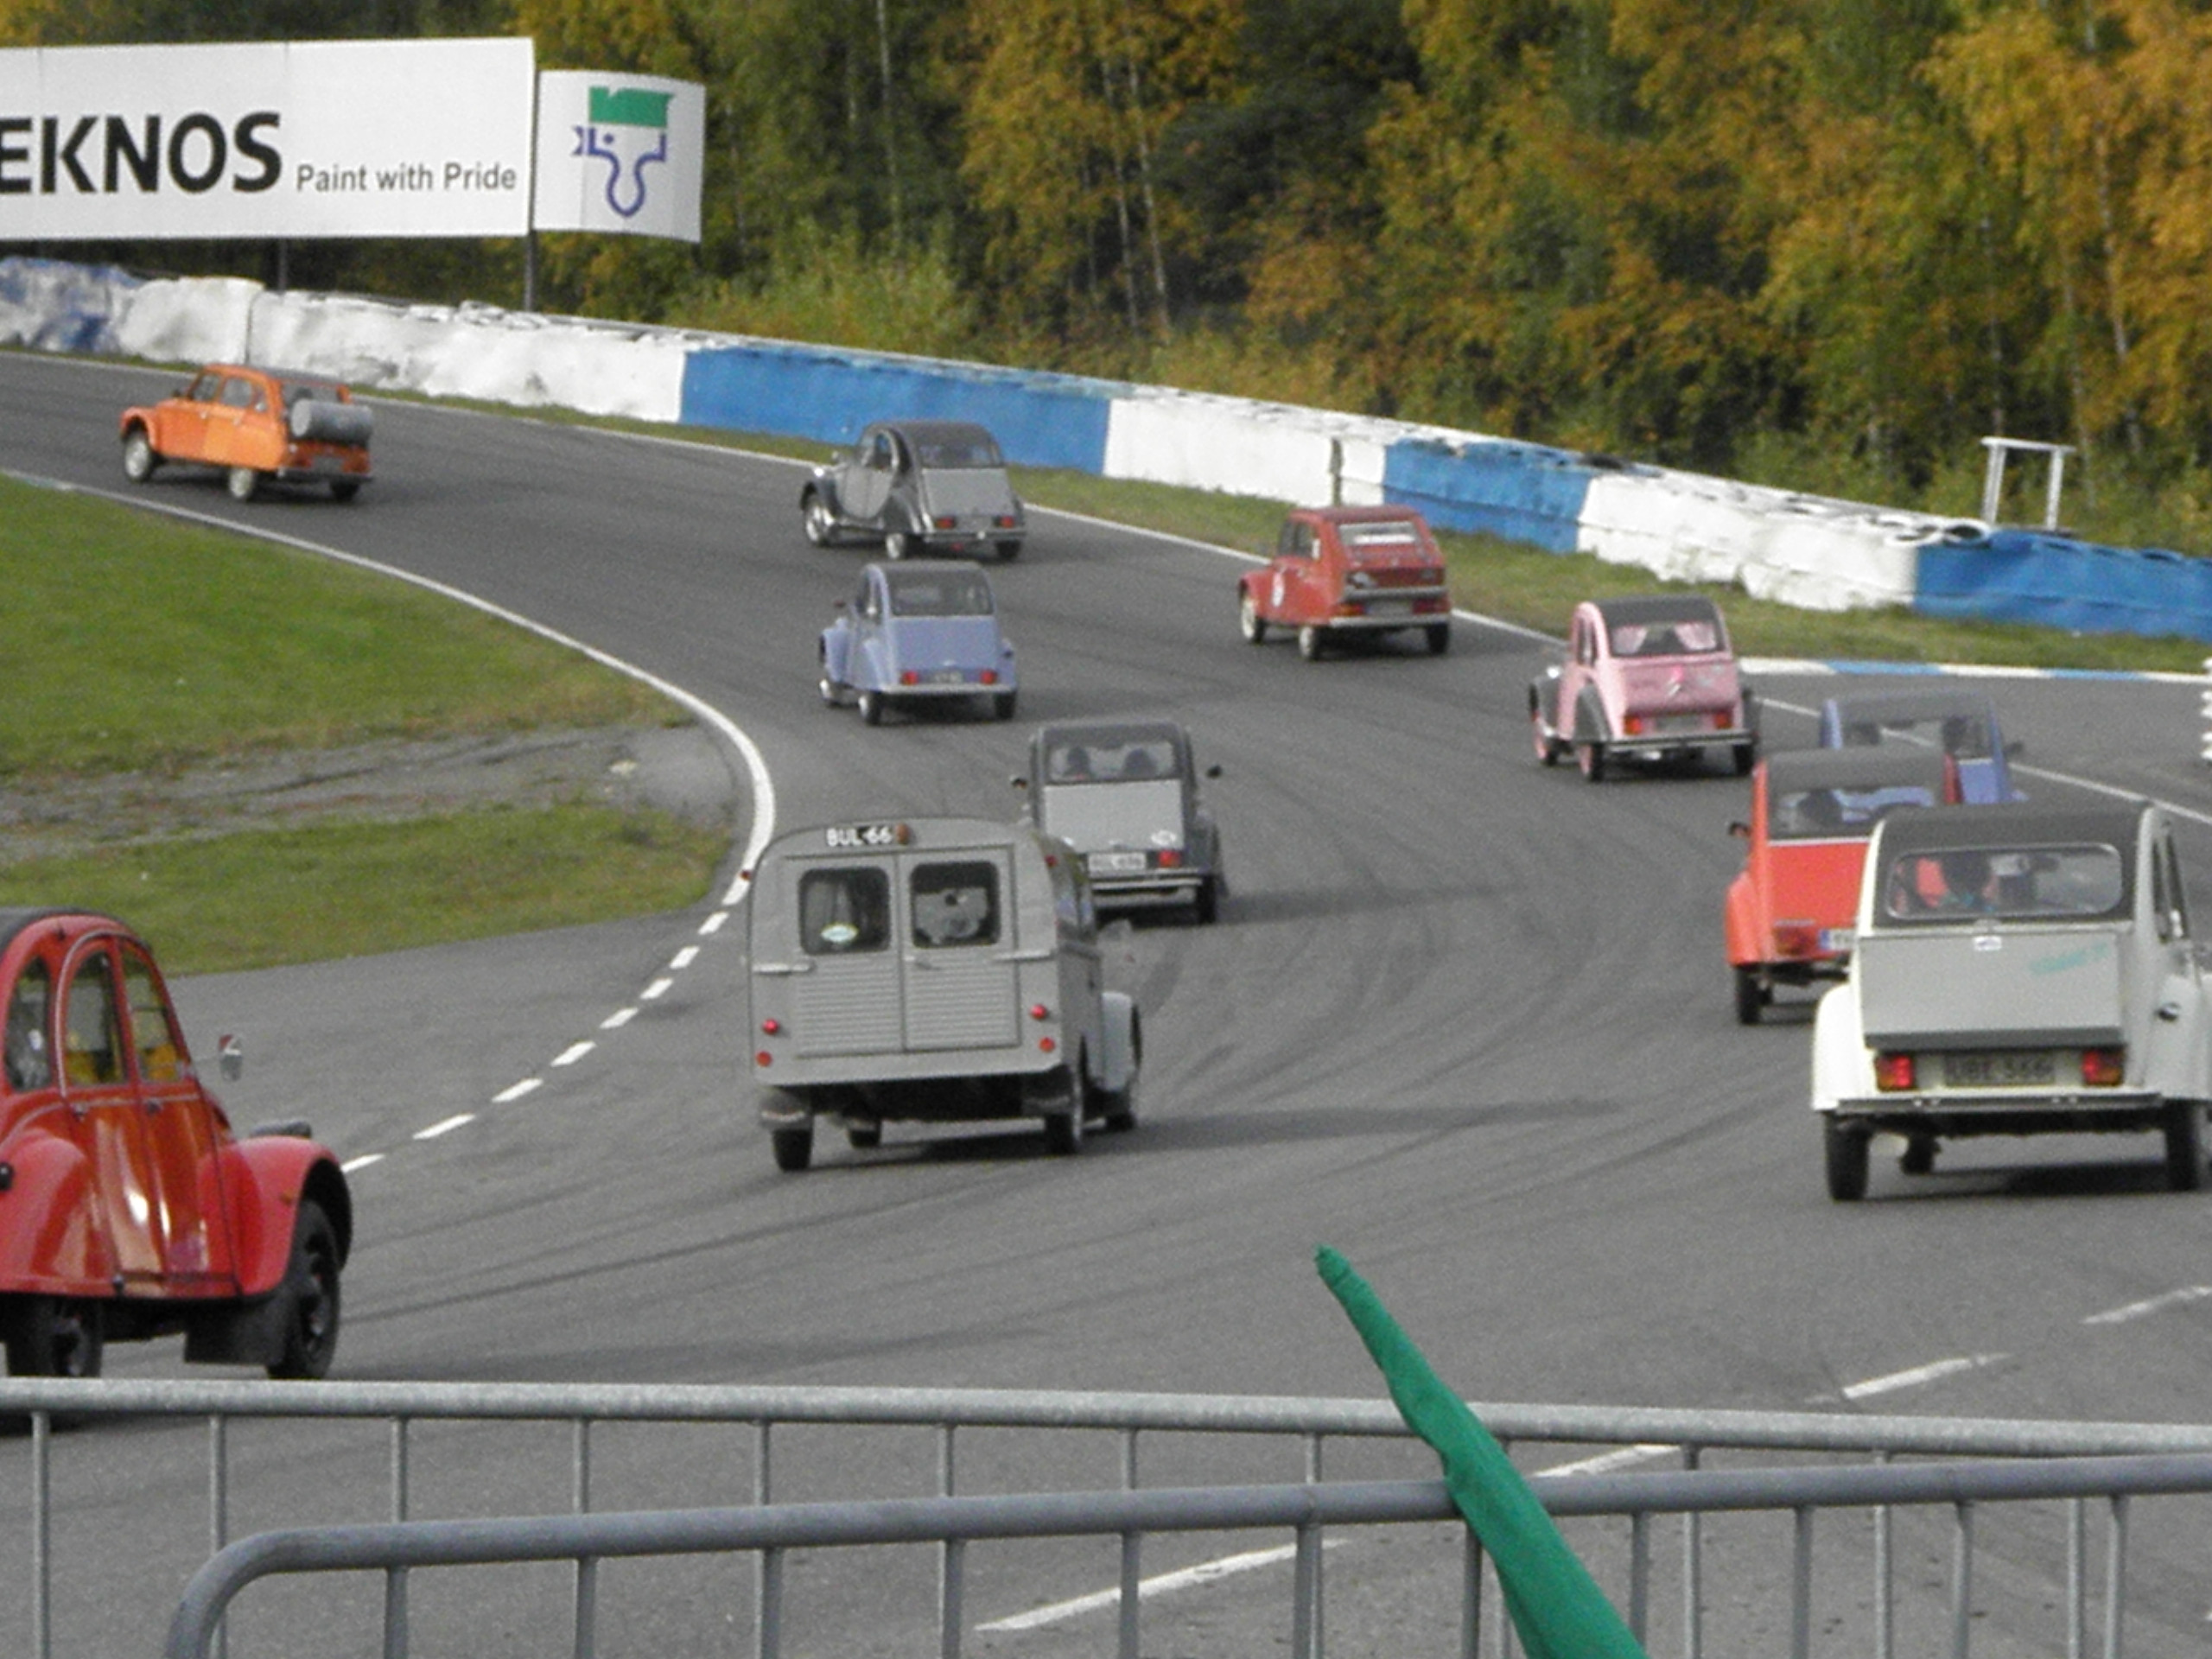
xmin=1037 ymin=720 xmax=1188 ymax=750
xmin=1874 ymin=801 xmax=2146 ymax=857
xmin=872 ymin=419 xmax=998 ymax=444
xmin=1591 ymin=594 xmax=1723 ymax=626
xmin=1763 ymin=749 xmax=1955 ymax=794
xmin=1823 ymin=688 xmax=1997 ymax=721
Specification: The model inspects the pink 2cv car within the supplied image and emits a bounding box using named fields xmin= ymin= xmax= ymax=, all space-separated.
xmin=0 ymin=909 xmax=351 ymax=1379
xmin=1529 ymin=594 xmax=1758 ymax=782
xmin=1724 ymin=749 xmax=1960 ymax=1024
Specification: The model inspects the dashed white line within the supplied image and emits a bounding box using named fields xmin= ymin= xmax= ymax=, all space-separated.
xmin=641 ymin=977 xmax=674 ymax=1000
xmin=2083 ymin=1286 xmax=2212 ymax=1325
xmin=669 ymin=945 xmax=700 ymax=969
xmin=493 ymin=1079 xmax=542 ymax=1103
xmin=601 ymin=1007 xmax=638 ymax=1030
xmin=977 ymin=1539 xmax=1341 ymax=1632
xmin=1542 ymin=1443 xmax=1674 ymax=1477
xmin=698 ymin=911 xmax=728 ymax=935
xmin=551 ymin=1041 xmax=595 ymax=1067
xmin=340 ymin=1154 xmax=385 ymax=1173
xmin=1836 ymin=1355 xmax=2007 ymax=1401
xmin=413 ymin=1114 xmax=476 ymax=1141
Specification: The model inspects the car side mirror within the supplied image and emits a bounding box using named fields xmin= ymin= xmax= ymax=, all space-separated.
xmin=1728 ymin=821 xmax=1751 ymax=839
xmin=217 ymin=1033 xmax=244 ymax=1081
xmin=1205 ymin=764 xmax=1223 ymax=779
xmin=1010 ymin=775 xmax=1028 ymax=791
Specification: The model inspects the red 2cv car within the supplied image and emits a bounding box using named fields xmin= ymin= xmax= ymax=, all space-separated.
xmin=1725 ymin=749 xmax=1959 ymax=1024
xmin=1529 ymin=594 xmax=1757 ymax=781
xmin=0 ymin=909 xmax=351 ymax=1378
xmin=119 ymin=363 xmax=374 ymax=503
xmin=1237 ymin=505 xmax=1452 ymax=659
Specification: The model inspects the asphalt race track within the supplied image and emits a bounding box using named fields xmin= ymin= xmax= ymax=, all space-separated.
xmin=8 ymin=350 xmax=2212 ymax=1655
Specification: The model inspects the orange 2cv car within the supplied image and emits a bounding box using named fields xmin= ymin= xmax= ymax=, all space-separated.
xmin=0 ymin=909 xmax=352 ymax=1378
xmin=120 ymin=364 xmax=374 ymax=504
xmin=1236 ymin=505 xmax=1452 ymax=659
xmin=1725 ymin=749 xmax=1959 ymax=1025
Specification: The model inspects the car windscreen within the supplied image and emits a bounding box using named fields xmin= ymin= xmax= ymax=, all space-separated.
xmin=1043 ymin=735 xmax=1180 ymax=783
xmin=1838 ymin=711 xmax=1992 ymax=759
xmin=886 ymin=571 xmax=995 ymax=616
xmin=1770 ymin=783 xmax=1944 ymax=840
xmin=913 ymin=434 xmax=1006 ymax=468
xmin=1611 ymin=618 xmax=1721 ymax=656
xmin=798 ymin=868 xmax=891 ymax=955
xmin=1878 ymin=842 xmax=2126 ymax=923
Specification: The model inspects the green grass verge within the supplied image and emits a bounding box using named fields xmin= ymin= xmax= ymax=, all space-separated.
xmin=0 ymin=805 xmax=726 ymax=976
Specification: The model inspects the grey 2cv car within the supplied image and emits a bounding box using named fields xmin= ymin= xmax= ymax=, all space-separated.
xmin=1812 ymin=801 xmax=2212 ymax=1200
xmin=1015 ymin=721 xmax=1225 ymax=922
xmin=801 ymin=420 xmax=1027 ymax=561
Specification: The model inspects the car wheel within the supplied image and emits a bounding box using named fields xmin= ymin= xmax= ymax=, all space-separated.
xmin=1576 ymin=739 xmax=1607 ymax=783
xmin=1823 ymin=1118 xmax=1870 ymax=1202
xmin=804 ymin=493 xmax=837 ymax=547
xmin=1531 ymin=707 xmax=1561 ymax=766
xmin=1732 ymin=741 xmax=1756 ymax=777
xmin=2164 ymin=1100 xmax=2205 ymax=1192
xmin=1042 ymin=1063 xmax=1088 ymax=1156
xmin=266 ymin=1199 xmax=342 ymax=1379
xmin=859 ymin=689 xmax=885 ymax=726
xmin=819 ymin=676 xmax=847 ymax=707
xmin=226 ymin=465 xmax=260 ymax=503
xmin=994 ymin=690 xmax=1017 ymax=721
xmin=844 ymin=1122 xmax=882 ymax=1151
xmin=884 ymin=527 xmax=914 ymax=560
xmin=329 ymin=480 xmax=361 ymax=503
xmin=1732 ymin=966 xmax=1765 ymax=1026
xmin=1296 ymin=625 xmax=1324 ymax=661
xmin=995 ymin=539 xmax=1021 ymax=562
xmin=3 ymin=1295 xmax=104 ymax=1379
xmin=771 ymin=1123 xmax=814 ymax=1173
xmin=1426 ymin=622 xmax=1451 ymax=656
xmin=1100 ymin=1065 xmax=1140 ymax=1133
xmin=121 ymin=429 xmax=157 ymax=483
xmin=1899 ymin=1135 xmax=1938 ymax=1176
xmin=1194 ymin=874 xmax=1220 ymax=925
xmin=1238 ymin=591 xmax=1268 ymax=645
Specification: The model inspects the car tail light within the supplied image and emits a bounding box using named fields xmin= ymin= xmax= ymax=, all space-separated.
xmin=1157 ymin=849 xmax=1182 ymax=868
xmin=1773 ymin=921 xmax=1821 ymax=957
xmin=755 ymin=1051 xmax=773 ymax=1067
xmin=1029 ymin=1003 xmax=1050 ymax=1020
xmin=1873 ymin=1052 xmax=1916 ymax=1091
xmin=900 ymin=670 xmax=919 ymax=685
xmin=994 ymin=513 xmax=1018 ymax=529
xmin=1039 ymin=1036 xmax=1057 ymax=1053
xmin=1332 ymin=600 xmax=1362 ymax=618
xmin=2082 ymin=1047 xmax=2126 ymax=1086
xmin=760 ymin=1019 xmax=781 ymax=1035
xmin=1711 ymin=711 xmax=1730 ymax=730
xmin=980 ymin=669 xmax=998 ymax=685
xmin=932 ymin=514 xmax=957 ymax=530
xmin=1416 ymin=595 xmax=1448 ymax=613
xmin=1623 ymin=715 xmax=1647 ymax=735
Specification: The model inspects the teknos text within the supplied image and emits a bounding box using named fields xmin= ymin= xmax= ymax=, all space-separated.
xmin=0 ymin=112 xmax=282 ymax=195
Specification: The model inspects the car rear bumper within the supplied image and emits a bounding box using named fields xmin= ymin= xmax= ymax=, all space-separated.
xmin=1092 ymin=874 xmax=1205 ymax=906
xmin=1606 ymin=727 xmax=1752 ymax=757
xmin=1826 ymin=1090 xmax=2168 ymax=1135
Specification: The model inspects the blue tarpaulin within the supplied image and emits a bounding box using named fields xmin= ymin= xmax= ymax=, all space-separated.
xmin=1916 ymin=530 xmax=2212 ymax=643
xmin=1380 ymin=438 xmax=1592 ymax=552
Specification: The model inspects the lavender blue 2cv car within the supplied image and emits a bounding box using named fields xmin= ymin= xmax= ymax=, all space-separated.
xmin=800 ymin=420 xmax=1026 ymax=561
xmin=0 ymin=910 xmax=351 ymax=1378
xmin=1816 ymin=689 xmax=2024 ymax=804
xmin=818 ymin=560 xmax=1019 ymax=725
xmin=1529 ymin=594 xmax=1758 ymax=781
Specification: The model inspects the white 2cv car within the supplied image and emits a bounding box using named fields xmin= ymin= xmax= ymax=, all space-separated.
xmin=1812 ymin=801 xmax=2212 ymax=1200
xmin=746 ymin=817 xmax=1141 ymax=1169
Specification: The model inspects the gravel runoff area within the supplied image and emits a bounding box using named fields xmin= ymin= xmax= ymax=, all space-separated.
xmin=0 ymin=721 xmax=737 ymax=863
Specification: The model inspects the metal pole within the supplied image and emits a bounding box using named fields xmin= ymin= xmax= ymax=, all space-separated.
xmin=1951 ymin=1502 xmax=1974 ymax=1659
xmin=31 ymin=1411 xmax=49 ymax=1659
xmin=1980 ymin=439 xmax=2006 ymax=524
xmin=755 ymin=1423 xmax=779 ymax=1659
xmin=1461 ymin=1529 xmax=1484 ymax=1659
xmin=1681 ymin=1446 xmax=1702 ymax=1659
xmin=2067 ymin=1496 xmax=2085 ymax=1659
xmin=1874 ymin=1450 xmax=1893 ymax=1659
xmin=1789 ymin=1506 xmax=1812 ymax=1659
xmin=208 ymin=1414 xmax=227 ymax=1659
xmin=573 ymin=1420 xmax=596 ymax=1659
xmin=939 ymin=1424 xmax=960 ymax=1659
xmin=2101 ymin=1497 xmax=2126 ymax=1659
xmin=386 ymin=1419 xmax=410 ymax=1659
xmin=1118 ymin=1429 xmax=1141 ymax=1659
xmin=1628 ymin=1510 xmax=1649 ymax=1645
xmin=1305 ymin=1432 xmax=1325 ymax=1655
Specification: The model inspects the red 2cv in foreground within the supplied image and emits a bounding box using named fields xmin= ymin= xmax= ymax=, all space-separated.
xmin=1530 ymin=594 xmax=1757 ymax=781
xmin=1237 ymin=505 xmax=1452 ymax=659
xmin=1725 ymin=748 xmax=1958 ymax=1024
xmin=0 ymin=910 xmax=351 ymax=1378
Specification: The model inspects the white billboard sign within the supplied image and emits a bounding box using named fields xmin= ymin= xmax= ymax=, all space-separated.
xmin=531 ymin=71 xmax=702 ymax=244
xmin=0 ymin=38 xmax=535 ymax=239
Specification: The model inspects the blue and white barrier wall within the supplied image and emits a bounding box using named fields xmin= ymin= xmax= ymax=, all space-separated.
xmin=7 ymin=255 xmax=2209 ymax=639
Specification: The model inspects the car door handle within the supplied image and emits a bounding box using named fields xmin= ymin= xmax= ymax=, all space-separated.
xmin=753 ymin=961 xmax=813 ymax=976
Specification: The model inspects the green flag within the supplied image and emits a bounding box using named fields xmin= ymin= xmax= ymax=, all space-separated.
xmin=1316 ymin=1246 xmax=1647 ymax=1659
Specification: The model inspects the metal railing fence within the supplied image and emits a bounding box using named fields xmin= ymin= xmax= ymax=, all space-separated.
xmin=8 ymin=1377 xmax=2212 ymax=1659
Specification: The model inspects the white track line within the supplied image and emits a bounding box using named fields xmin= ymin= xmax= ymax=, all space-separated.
xmin=1834 ymin=1355 xmax=2008 ymax=1401
xmin=977 ymin=1539 xmax=1341 ymax=1633
xmin=2083 ymin=1287 xmax=2212 ymax=1326
xmin=492 ymin=1079 xmax=542 ymax=1103
xmin=412 ymin=1114 xmax=476 ymax=1141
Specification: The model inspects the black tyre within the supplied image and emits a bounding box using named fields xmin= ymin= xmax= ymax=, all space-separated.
xmin=995 ymin=539 xmax=1021 ymax=561
xmin=1732 ymin=741 xmax=1756 ymax=777
xmin=2164 ymin=1100 xmax=2205 ymax=1192
xmin=818 ymin=676 xmax=845 ymax=707
xmin=1576 ymin=740 xmax=1606 ymax=783
xmin=1238 ymin=592 xmax=1268 ymax=644
xmin=844 ymin=1122 xmax=882 ymax=1151
xmin=859 ymin=689 xmax=885 ymax=726
xmin=1824 ymin=1118 xmax=1870 ymax=1202
xmin=1194 ymin=875 xmax=1220 ymax=925
xmin=1732 ymin=967 xmax=1765 ymax=1026
xmin=121 ymin=429 xmax=157 ymax=483
xmin=4 ymin=1296 xmax=104 ymax=1379
xmin=266 ymin=1199 xmax=341 ymax=1380
xmin=884 ymin=526 xmax=914 ymax=560
xmin=803 ymin=493 xmax=836 ymax=547
xmin=1043 ymin=1064 xmax=1087 ymax=1156
xmin=330 ymin=479 xmax=361 ymax=503
xmin=226 ymin=465 xmax=260 ymax=503
xmin=1426 ymin=622 xmax=1451 ymax=656
xmin=1297 ymin=625 xmax=1324 ymax=662
xmin=994 ymin=690 xmax=1018 ymax=721
xmin=1899 ymin=1135 xmax=1937 ymax=1176
xmin=1532 ymin=706 xmax=1561 ymax=766
xmin=771 ymin=1123 xmax=814 ymax=1172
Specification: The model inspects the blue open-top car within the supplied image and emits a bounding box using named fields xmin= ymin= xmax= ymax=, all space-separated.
xmin=818 ymin=560 xmax=1018 ymax=725
xmin=1816 ymin=689 xmax=2023 ymax=804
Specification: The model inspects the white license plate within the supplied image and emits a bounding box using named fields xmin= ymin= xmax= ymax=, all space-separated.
xmin=923 ymin=669 xmax=968 ymax=685
xmin=1942 ymin=1051 xmax=2056 ymax=1087
xmin=1088 ymin=852 xmax=1147 ymax=875
xmin=312 ymin=454 xmax=342 ymax=473
xmin=1365 ymin=599 xmax=1413 ymax=617
xmin=1651 ymin=714 xmax=1710 ymax=734
xmin=1819 ymin=927 xmax=1854 ymax=952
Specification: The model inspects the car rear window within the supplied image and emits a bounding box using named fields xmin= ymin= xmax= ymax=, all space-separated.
xmin=1611 ymin=619 xmax=1721 ymax=656
xmin=1339 ymin=521 xmax=1423 ymax=552
xmin=914 ymin=435 xmax=1005 ymax=468
xmin=1771 ymin=784 xmax=1943 ymax=839
xmin=1878 ymin=843 xmax=2126 ymax=923
xmin=798 ymin=868 xmax=891 ymax=955
xmin=886 ymin=571 xmax=995 ymax=616
xmin=1838 ymin=712 xmax=1992 ymax=759
xmin=1046 ymin=739 xmax=1178 ymax=783
xmin=910 ymin=861 xmax=1001 ymax=948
